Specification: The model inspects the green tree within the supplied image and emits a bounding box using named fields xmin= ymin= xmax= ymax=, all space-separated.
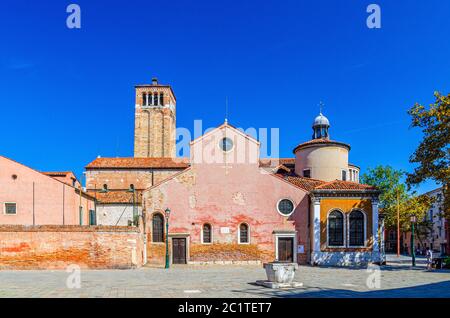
xmin=407 ymin=92 xmax=450 ymax=217
xmin=361 ymin=166 xmax=432 ymax=231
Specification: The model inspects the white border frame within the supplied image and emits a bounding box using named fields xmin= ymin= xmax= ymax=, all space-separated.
xmin=274 ymin=232 xmax=297 ymax=262
xmin=169 ymin=234 xmax=190 ymax=265
xmin=326 ymin=208 xmax=346 ymax=248
xmin=201 ymin=223 xmax=213 ymax=244
xmin=347 ymin=209 xmax=367 ymax=248
xmin=276 ymin=198 xmax=295 ymax=217
xmin=237 ymin=222 xmax=250 ymax=244
xmin=3 ymin=202 xmax=17 ymax=215
xmin=217 ymin=136 xmax=235 ymax=153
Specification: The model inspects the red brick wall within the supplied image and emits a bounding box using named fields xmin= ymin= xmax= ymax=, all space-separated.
xmin=0 ymin=225 xmax=144 ymax=269
xmin=85 ymin=169 xmax=183 ymax=191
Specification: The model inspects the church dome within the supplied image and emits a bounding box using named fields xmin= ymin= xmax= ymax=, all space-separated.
xmin=313 ymin=113 xmax=330 ymax=127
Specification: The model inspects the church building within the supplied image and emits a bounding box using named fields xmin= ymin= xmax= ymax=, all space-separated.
xmin=85 ymin=78 xmax=381 ymax=266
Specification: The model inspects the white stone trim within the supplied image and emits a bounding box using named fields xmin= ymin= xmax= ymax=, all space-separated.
xmin=217 ymin=136 xmax=235 ymax=153
xmin=326 ymin=208 xmax=346 ymax=248
xmin=312 ymin=198 xmax=321 ymax=255
xmin=201 ymin=223 xmax=213 ymax=244
xmin=347 ymin=209 xmax=367 ymax=248
xmin=237 ymin=222 xmax=250 ymax=244
xmin=274 ymin=232 xmax=297 ymax=262
xmin=311 ymin=251 xmax=373 ymax=266
xmin=372 ymin=200 xmax=380 ymax=262
xmin=276 ymin=198 xmax=295 ymax=217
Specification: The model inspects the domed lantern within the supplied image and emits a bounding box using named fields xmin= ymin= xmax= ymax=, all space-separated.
xmin=312 ymin=112 xmax=330 ymax=140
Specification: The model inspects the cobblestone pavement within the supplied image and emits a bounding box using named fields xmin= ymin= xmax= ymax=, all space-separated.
xmin=0 ymin=262 xmax=449 ymax=298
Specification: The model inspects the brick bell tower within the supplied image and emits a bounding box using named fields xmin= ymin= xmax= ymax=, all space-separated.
xmin=134 ymin=77 xmax=176 ymax=158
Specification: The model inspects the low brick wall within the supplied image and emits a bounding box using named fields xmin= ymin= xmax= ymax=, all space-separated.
xmin=147 ymin=242 xmax=274 ymax=266
xmin=0 ymin=225 xmax=144 ymax=270
xmin=190 ymin=243 xmax=273 ymax=263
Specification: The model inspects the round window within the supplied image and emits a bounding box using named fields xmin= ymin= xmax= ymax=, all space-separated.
xmin=220 ymin=137 xmax=234 ymax=152
xmin=277 ymin=199 xmax=295 ymax=216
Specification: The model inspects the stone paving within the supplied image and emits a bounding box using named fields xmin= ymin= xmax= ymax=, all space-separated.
xmin=0 ymin=260 xmax=449 ymax=298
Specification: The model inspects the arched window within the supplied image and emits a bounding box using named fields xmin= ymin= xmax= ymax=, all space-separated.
xmin=159 ymin=92 xmax=164 ymax=106
xmin=142 ymin=92 xmax=147 ymax=106
xmin=154 ymin=93 xmax=158 ymax=106
xmin=349 ymin=210 xmax=365 ymax=246
xmin=202 ymin=224 xmax=212 ymax=243
xmin=239 ymin=223 xmax=249 ymax=244
xmin=152 ymin=213 xmax=164 ymax=242
xmin=102 ymin=184 xmax=108 ymax=192
xmin=328 ymin=210 xmax=344 ymax=246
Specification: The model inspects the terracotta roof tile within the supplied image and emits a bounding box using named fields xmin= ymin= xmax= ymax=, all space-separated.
xmin=277 ymin=173 xmax=378 ymax=192
xmin=42 ymin=171 xmax=73 ymax=177
xmin=87 ymin=190 xmax=143 ymax=204
xmin=314 ymin=180 xmax=377 ymax=191
xmin=85 ymin=157 xmax=190 ymax=169
xmin=293 ymin=138 xmax=351 ymax=153
xmin=259 ymin=158 xmax=295 ymax=168
xmin=277 ymin=174 xmax=326 ymax=192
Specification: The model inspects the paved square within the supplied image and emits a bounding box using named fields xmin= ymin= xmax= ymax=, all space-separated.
xmin=1 ymin=258 xmax=449 ymax=298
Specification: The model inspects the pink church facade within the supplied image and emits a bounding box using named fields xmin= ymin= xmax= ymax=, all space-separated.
xmin=144 ymin=124 xmax=310 ymax=265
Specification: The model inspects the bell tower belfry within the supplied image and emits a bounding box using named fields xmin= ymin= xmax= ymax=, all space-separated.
xmin=134 ymin=77 xmax=176 ymax=158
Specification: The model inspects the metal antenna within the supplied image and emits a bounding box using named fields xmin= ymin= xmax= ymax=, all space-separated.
xmin=225 ymin=96 xmax=228 ymax=124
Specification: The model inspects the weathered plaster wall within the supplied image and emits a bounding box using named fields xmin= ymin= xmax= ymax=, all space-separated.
xmin=0 ymin=225 xmax=144 ymax=269
xmin=96 ymin=204 xmax=143 ymax=226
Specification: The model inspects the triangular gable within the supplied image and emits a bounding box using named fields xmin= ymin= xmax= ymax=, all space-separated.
xmin=190 ymin=122 xmax=260 ymax=147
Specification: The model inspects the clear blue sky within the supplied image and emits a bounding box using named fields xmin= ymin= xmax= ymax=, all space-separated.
xmin=1 ymin=0 xmax=448 ymax=194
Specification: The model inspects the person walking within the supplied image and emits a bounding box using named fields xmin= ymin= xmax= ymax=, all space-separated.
xmin=426 ymin=248 xmax=433 ymax=270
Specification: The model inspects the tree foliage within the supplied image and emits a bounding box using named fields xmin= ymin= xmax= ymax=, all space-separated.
xmin=407 ymin=92 xmax=450 ymax=217
xmin=361 ymin=166 xmax=432 ymax=230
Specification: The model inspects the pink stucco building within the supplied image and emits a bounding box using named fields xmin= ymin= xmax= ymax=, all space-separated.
xmin=0 ymin=156 xmax=95 ymax=226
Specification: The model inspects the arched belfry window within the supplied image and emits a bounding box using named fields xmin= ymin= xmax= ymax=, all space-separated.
xmin=202 ymin=224 xmax=212 ymax=243
xmin=152 ymin=213 xmax=164 ymax=242
xmin=328 ymin=210 xmax=344 ymax=246
xmin=239 ymin=223 xmax=249 ymax=244
xmin=349 ymin=210 xmax=365 ymax=246
xmin=159 ymin=92 xmax=164 ymax=106
xmin=142 ymin=92 xmax=147 ymax=106
xmin=154 ymin=93 xmax=158 ymax=106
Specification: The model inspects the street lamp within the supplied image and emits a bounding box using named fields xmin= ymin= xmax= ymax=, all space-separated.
xmin=379 ymin=213 xmax=386 ymax=265
xmin=164 ymin=208 xmax=171 ymax=269
xmin=410 ymin=215 xmax=417 ymax=267
xmin=127 ymin=184 xmax=137 ymax=226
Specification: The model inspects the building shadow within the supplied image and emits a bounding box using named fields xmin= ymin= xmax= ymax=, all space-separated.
xmin=236 ymin=280 xmax=450 ymax=298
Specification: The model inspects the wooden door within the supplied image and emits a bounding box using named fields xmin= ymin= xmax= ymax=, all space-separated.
xmin=278 ymin=237 xmax=294 ymax=262
xmin=172 ymin=238 xmax=187 ymax=264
